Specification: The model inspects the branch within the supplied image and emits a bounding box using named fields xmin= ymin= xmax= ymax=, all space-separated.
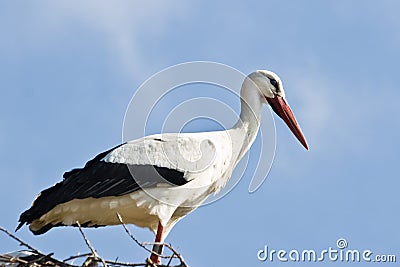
xmin=76 ymin=221 xmax=108 ymax=267
xmin=1 ymin=223 xmax=189 ymax=267
xmin=0 ymin=226 xmax=75 ymax=267
xmin=116 ymin=213 xmax=188 ymax=267
xmin=0 ymin=226 xmax=42 ymax=254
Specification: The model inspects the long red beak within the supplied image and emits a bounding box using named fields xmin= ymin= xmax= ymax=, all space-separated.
xmin=267 ymin=95 xmax=309 ymax=150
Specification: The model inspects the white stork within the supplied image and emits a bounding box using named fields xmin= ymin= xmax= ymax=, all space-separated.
xmin=17 ymin=70 xmax=308 ymax=264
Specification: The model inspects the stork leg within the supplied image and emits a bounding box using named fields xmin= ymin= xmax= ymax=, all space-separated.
xmin=149 ymin=221 xmax=164 ymax=264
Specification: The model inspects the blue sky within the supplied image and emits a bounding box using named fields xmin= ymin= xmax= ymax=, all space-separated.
xmin=1 ymin=1 xmax=399 ymax=266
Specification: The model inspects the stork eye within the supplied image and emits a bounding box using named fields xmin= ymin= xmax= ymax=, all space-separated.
xmin=270 ymin=79 xmax=278 ymax=89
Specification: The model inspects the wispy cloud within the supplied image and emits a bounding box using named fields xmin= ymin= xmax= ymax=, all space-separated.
xmin=8 ymin=1 xmax=193 ymax=78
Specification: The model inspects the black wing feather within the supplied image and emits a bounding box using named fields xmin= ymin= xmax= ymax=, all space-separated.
xmin=17 ymin=143 xmax=187 ymax=233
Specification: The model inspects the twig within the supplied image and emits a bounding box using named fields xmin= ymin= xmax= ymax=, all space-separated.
xmin=0 ymin=254 xmax=29 ymax=265
xmin=115 ymin=213 xmax=188 ymax=267
xmin=0 ymin=226 xmax=42 ymax=254
xmin=76 ymin=221 xmax=98 ymax=257
xmin=116 ymin=213 xmax=155 ymax=255
xmin=76 ymin=221 xmax=108 ymax=267
xmin=25 ymin=253 xmax=55 ymax=266
xmin=165 ymin=254 xmax=173 ymax=267
xmin=162 ymin=244 xmax=186 ymax=267
xmin=104 ymin=259 xmax=147 ymax=266
xmin=164 ymin=245 xmax=185 ymax=267
xmin=116 ymin=213 xmax=171 ymax=259
xmin=63 ymin=252 xmax=92 ymax=262
xmin=0 ymin=226 xmax=76 ymax=267
xmin=141 ymin=243 xmax=187 ymax=267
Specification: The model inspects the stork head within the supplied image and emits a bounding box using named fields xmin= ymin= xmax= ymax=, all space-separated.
xmin=248 ymin=70 xmax=309 ymax=150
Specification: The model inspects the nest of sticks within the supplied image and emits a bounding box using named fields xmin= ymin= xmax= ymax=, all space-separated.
xmin=0 ymin=214 xmax=188 ymax=267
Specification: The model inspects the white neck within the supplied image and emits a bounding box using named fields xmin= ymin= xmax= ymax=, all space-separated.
xmin=230 ymin=79 xmax=264 ymax=162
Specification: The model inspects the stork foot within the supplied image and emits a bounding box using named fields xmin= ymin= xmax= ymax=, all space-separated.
xmin=149 ymin=245 xmax=162 ymax=264
xmin=146 ymin=256 xmax=160 ymax=266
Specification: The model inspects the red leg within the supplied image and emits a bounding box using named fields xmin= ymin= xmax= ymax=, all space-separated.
xmin=150 ymin=221 xmax=164 ymax=264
